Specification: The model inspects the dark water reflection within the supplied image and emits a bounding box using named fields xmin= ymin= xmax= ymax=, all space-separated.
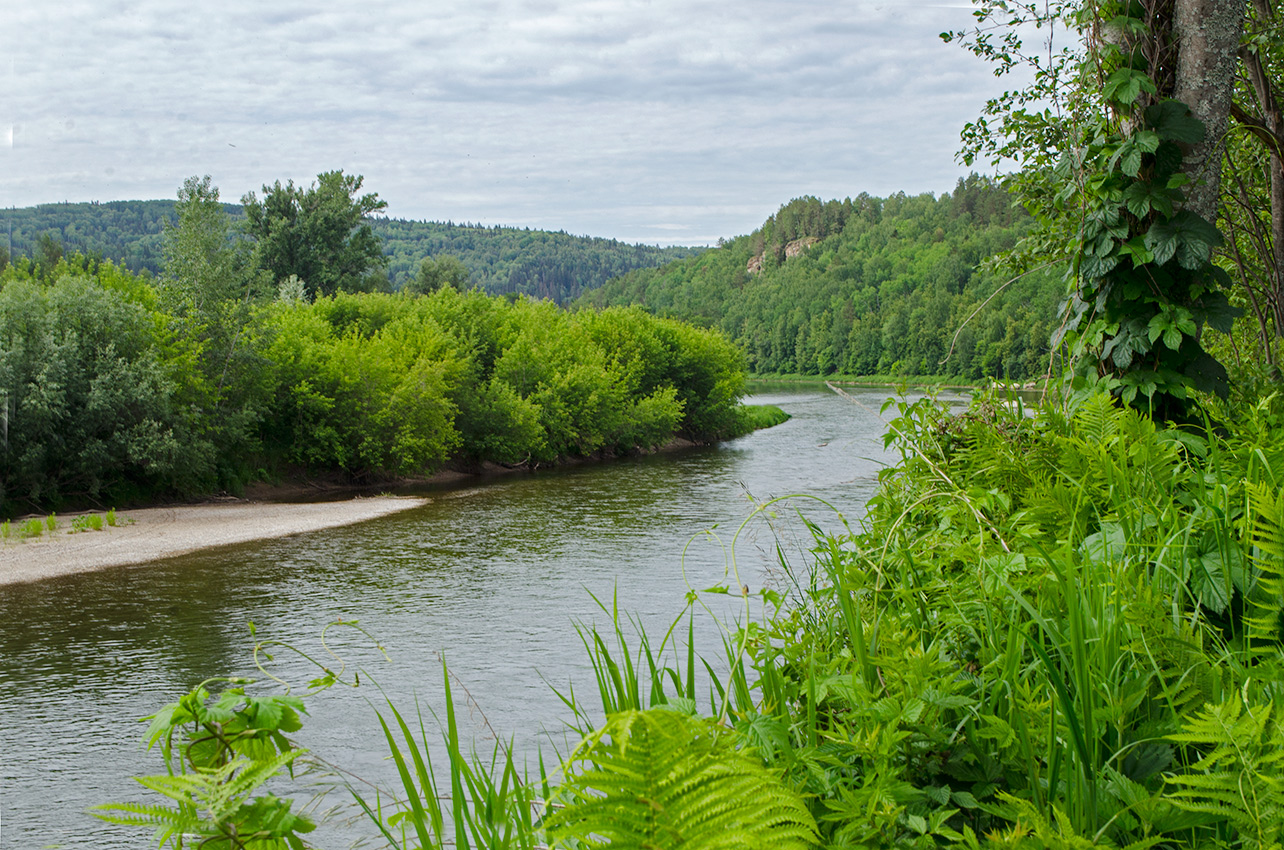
xmin=0 ymin=385 xmax=960 ymax=848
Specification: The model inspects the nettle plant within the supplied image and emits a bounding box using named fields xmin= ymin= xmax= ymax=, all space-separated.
xmin=1051 ymin=1 xmax=1240 ymax=416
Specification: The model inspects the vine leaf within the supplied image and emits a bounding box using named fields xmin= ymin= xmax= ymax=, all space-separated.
xmin=1103 ymin=68 xmax=1157 ymax=105
xmin=1145 ymin=101 xmax=1206 ymax=144
xmin=1144 ymin=212 xmax=1222 ymax=269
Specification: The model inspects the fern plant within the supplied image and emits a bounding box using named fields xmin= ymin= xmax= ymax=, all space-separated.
xmin=1165 ymin=698 xmax=1284 ymax=848
xmin=543 ymin=706 xmax=817 ymax=849
xmin=93 ymin=752 xmax=311 ymax=849
xmin=1245 ymin=482 xmax=1284 ymax=652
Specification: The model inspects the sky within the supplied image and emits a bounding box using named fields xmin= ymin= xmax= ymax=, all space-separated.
xmin=2 ymin=0 xmax=1019 ymax=246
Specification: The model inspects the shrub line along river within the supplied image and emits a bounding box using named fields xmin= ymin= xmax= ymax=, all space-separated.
xmin=0 ymin=384 xmax=965 ymax=849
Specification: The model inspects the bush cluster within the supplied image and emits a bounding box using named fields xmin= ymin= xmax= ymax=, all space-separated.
xmin=0 ymin=257 xmax=748 ymax=515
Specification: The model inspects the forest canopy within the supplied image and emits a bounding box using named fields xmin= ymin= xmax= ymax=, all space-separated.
xmin=581 ymin=177 xmax=1063 ymax=381
xmin=0 ymin=194 xmax=699 ymax=303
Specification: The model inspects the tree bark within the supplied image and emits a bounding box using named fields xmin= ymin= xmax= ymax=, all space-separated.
xmin=1173 ymin=0 xmax=1247 ymax=221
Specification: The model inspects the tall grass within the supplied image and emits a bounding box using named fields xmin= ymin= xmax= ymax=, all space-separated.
xmin=311 ymin=389 xmax=1284 ymax=846
xmin=103 ymin=388 xmax=1284 ymax=849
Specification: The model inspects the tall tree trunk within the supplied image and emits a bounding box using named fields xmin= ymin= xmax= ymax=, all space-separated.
xmin=1173 ymin=0 xmax=1247 ymax=221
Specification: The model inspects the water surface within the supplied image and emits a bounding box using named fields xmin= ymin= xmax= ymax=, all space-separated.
xmin=0 ymin=384 xmax=949 ymax=848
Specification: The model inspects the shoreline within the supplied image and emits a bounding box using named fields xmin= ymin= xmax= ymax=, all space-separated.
xmin=0 ymin=435 xmax=722 ymax=590
xmin=0 ymin=495 xmax=428 ymax=588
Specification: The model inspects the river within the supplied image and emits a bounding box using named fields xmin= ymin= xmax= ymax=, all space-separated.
xmin=0 ymin=384 xmax=957 ymax=849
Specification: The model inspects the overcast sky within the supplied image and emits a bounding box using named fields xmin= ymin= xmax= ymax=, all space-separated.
xmin=2 ymin=0 xmax=1015 ymax=245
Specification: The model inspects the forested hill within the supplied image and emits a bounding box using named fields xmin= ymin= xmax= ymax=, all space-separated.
xmin=578 ymin=177 xmax=1064 ymax=381
xmin=1 ymin=201 xmax=700 ymax=303
xmin=370 ymin=219 xmax=700 ymax=301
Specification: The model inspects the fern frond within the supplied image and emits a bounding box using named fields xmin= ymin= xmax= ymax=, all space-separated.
xmin=1166 ymin=697 xmax=1284 ymax=844
xmin=1073 ymin=392 xmax=1120 ymax=447
xmin=988 ymin=792 xmax=1168 ymax=849
xmin=1246 ymin=482 xmax=1284 ymax=648
xmin=544 ymin=707 xmax=817 ymax=849
xmin=89 ymin=799 xmax=191 ymax=827
xmin=94 ymin=749 xmax=310 ymax=847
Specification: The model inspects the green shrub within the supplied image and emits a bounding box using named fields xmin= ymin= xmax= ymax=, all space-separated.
xmin=71 ymin=514 xmax=105 ymax=533
xmin=740 ymin=403 xmax=790 ymax=431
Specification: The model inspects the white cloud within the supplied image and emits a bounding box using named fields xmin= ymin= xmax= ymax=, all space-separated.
xmin=0 ymin=0 xmax=1019 ymax=244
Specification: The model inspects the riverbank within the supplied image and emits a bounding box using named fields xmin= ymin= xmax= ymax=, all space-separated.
xmin=0 ymin=495 xmax=428 ymax=587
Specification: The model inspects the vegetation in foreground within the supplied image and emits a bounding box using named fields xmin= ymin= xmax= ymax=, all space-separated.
xmin=95 ymin=385 xmax=1284 ymax=848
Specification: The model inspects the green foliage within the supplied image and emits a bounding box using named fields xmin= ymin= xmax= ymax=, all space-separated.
xmin=98 ymin=382 xmax=1284 ymax=849
xmin=374 ymin=219 xmax=701 ymax=302
xmin=162 ymin=176 xmax=259 ymax=314
xmin=544 ymin=707 xmax=817 ymax=850
xmin=258 ymin=292 xmax=464 ymax=476
xmin=948 ymin=0 xmax=1241 ymax=417
xmin=241 ymin=170 xmax=388 ymax=300
xmin=1166 ymin=698 xmax=1284 ymax=846
xmin=1 ymin=201 xmax=175 ymax=272
xmin=1 ymin=241 xmax=749 ymax=510
xmin=0 ymin=268 xmax=216 ymax=512
xmin=406 ymin=254 xmax=471 ymax=295
xmin=1245 ymin=481 xmax=1284 ymax=650
xmin=581 ymin=180 xmax=1062 ymax=381
xmin=354 ymin=660 xmax=540 ymax=850
xmin=1053 ymin=97 xmax=1239 ymax=414
xmin=93 ymin=680 xmax=314 ymax=849
xmin=71 ymin=512 xmax=105 ymax=532
xmin=702 ymin=388 xmax=1284 ymax=848
xmin=2 ymin=201 xmax=698 ymax=302
xmin=741 ymin=403 xmax=791 ymax=430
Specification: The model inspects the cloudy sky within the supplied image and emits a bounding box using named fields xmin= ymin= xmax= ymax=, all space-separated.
xmin=3 ymin=0 xmax=1017 ymax=245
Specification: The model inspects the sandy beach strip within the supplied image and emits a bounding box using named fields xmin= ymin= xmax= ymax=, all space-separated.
xmin=0 ymin=496 xmax=428 ymax=587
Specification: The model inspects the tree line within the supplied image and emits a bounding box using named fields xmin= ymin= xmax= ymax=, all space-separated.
xmin=0 ymin=176 xmax=748 ymax=517
xmin=0 ymin=196 xmax=699 ymax=304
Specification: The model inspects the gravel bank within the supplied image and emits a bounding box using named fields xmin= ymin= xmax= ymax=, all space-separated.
xmin=0 ymin=496 xmax=428 ymax=587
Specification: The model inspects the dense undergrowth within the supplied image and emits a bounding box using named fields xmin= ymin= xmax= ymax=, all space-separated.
xmin=99 ymin=383 xmax=1284 ymax=849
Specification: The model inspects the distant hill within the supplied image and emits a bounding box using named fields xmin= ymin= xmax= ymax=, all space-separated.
xmin=371 ymin=219 xmax=701 ymax=302
xmin=579 ymin=176 xmax=1064 ymax=381
xmin=1 ymin=201 xmax=701 ymax=303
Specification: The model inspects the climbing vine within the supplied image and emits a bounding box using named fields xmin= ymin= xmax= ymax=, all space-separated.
xmin=949 ymin=0 xmax=1241 ymax=417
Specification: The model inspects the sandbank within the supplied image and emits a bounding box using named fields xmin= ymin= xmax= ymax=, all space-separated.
xmin=0 ymin=496 xmax=428 ymax=587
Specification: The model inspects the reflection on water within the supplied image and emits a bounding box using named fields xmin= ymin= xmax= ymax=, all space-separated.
xmin=0 ymin=384 xmax=931 ymax=848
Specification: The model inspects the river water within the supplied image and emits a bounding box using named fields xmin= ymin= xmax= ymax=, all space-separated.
xmin=0 ymin=384 xmax=954 ymax=849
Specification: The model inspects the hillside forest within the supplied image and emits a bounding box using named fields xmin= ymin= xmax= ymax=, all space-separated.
xmin=580 ymin=176 xmax=1064 ymax=381
xmin=0 ymin=197 xmax=699 ymax=303
xmin=6 ymin=175 xmax=1069 ymax=385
